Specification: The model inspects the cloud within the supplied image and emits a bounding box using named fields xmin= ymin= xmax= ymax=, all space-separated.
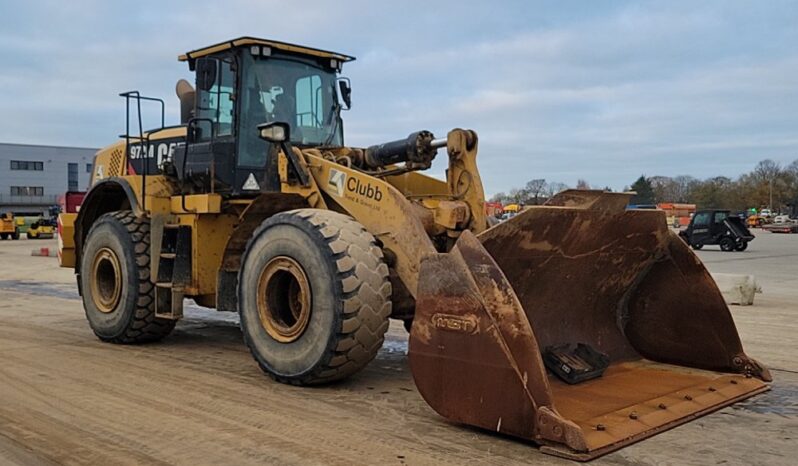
xmin=0 ymin=0 xmax=796 ymax=195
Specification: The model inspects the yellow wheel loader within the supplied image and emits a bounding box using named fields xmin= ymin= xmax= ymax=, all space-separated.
xmin=0 ymin=213 xmax=20 ymax=240
xmin=59 ymin=37 xmax=770 ymax=460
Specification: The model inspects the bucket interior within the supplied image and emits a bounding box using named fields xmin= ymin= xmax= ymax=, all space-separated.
xmin=409 ymin=204 xmax=769 ymax=459
xmin=477 ymin=206 xmax=767 ymax=454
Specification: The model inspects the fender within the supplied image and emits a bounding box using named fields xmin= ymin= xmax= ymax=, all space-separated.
xmin=73 ymin=177 xmax=140 ymax=280
xmin=215 ymin=192 xmax=308 ymax=312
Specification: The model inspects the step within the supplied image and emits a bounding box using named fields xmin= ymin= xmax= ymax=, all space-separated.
xmin=154 ymin=283 xmax=184 ymax=320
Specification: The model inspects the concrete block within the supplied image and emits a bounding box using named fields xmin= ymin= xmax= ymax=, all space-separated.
xmin=30 ymin=247 xmax=57 ymax=257
xmin=711 ymin=273 xmax=761 ymax=306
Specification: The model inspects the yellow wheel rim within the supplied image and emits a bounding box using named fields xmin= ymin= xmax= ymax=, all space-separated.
xmin=256 ymin=256 xmax=312 ymax=343
xmin=90 ymin=247 xmax=123 ymax=313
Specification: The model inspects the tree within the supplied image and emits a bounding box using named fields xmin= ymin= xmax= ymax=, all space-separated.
xmin=690 ymin=176 xmax=735 ymax=209
xmin=753 ymin=159 xmax=781 ymax=209
xmin=508 ymin=188 xmax=526 ymax=204
xmin=672 ymin=175 xmax=699 ymax=202
xmin=736 ymin=159 xmax=794 ymax=212
xmin=576 ymin=179 xmax=590 ymax=190
xmin=489 ymin=192 xmax=508 ymax=203
xmin=649 ymin=176 xmax=672 ymax=203
xmin=546 ymin=182 xmax=570 ymax=197
xmin=630 ymin=175 xmax=655 ymax=205
xmin=525 ymin=179 xmax=548 ymax=205
xmin=753 ymin=159 xmax=781 ymax=183
xmin=787 ymin=160 xmax=798 ymax=216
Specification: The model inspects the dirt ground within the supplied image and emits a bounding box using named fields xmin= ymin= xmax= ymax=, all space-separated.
xmin=0 ymin=232 xmax=796 ymax=465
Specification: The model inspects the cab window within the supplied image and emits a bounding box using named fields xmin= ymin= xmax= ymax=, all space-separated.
xmin=197 ymin=59 xmax=235 ymax=139
xmin=295 ymin=75 xmax=323 ymax=128
xmin=713 ymin=212 xmax=727 ymax=224
xmin=693 ymin=212 xmax=711 ymax=227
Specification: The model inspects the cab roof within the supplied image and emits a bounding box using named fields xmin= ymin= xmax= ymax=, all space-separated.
xmin=178 ymin=37 xmax=356 ymax=63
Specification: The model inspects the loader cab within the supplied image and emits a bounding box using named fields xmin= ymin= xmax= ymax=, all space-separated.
xmin=174 ymin=37 xmax=355 ymax=196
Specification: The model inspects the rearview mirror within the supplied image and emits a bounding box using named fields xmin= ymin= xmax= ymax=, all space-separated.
xmin=257 ymin=121 xmax=290 ymax=143
xmin=337 ymin=78 xmax=352 ymax=110
xmin=196 ymin=58 xmax=218 ymax=92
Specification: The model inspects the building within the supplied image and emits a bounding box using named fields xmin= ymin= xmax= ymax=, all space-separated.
xmin=0 ymin=142 xmax=97 ymax=216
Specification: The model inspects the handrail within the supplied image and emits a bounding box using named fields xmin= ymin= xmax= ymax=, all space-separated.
xmin=119 ymin=91 xmax=166 ymax=214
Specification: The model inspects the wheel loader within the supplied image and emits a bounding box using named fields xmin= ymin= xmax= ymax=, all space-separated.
xmin=0 ymin=212 xmax=20 ymax=240
xmin=58 ymin=37 xmax=770 ymax=460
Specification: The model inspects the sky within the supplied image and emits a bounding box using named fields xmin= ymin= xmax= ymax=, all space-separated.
xmin=0 ymin=0 xmax=796 ymax=195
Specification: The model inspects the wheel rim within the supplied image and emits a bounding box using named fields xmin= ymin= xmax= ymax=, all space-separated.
xmin=256 ymin=256 xmax=312 ymax=343
xmin=90 ymin=247 xmax=122 ymax=313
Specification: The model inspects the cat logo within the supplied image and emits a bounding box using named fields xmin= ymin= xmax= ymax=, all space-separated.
xmin=95 ymin=165 xmax=105 ymax=180
xmin=328 ymin=169 xmax=346 ymax=197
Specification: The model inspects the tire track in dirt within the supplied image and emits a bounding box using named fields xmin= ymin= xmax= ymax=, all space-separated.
xmin=0 ymin=302 xmax=544 ymax=465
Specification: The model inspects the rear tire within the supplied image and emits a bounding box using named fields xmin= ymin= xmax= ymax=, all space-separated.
xmin=0 ymin=233 xmax=6 ymax=240
xmin=691 ymin=242 xmax=703 ymax=250
xmin=11 ymin=228 xmax=19 ymax=240
xmin=735 ymin=240 xmax=748 ymax=251
xmin=80 ymin=211 xmax=175 ymax=343
xmin=239 ymin=209 xmax=391 ymax=385
xmin=719 ymin=237 xmax=735 ymax=252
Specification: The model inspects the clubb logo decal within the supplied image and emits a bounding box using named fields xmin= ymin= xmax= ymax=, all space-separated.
xmin=328 ymin=169 xmax=384 ymax=203
xmin=328 ymin=169 xmax=346 ymax=197
xmin=347 ymin=177 xmax=383 ymax=201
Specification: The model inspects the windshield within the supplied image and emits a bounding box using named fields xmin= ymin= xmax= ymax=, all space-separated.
xmin=238 ymin=54 xmax=342 ymax=166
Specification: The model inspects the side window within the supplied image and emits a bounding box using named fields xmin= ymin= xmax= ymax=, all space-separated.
xmin=693 ymin=212 xmax=711 ymax=227
xmin=197 ymin=59 xmax=235 ymax=139
xmin=67 ymin=163 xmax=79 ymax=191
xmin=295 ymin=75 xmax=323 ymax=128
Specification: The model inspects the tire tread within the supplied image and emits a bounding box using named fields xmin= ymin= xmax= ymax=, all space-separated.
xmin=87 ymin=211 xmax=175 ymax=343
xmin=242 ymin=209 xmax=391 ymax=385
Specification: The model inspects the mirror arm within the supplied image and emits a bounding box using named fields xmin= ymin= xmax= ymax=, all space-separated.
xmin=281 ymin=141 xmax=310 ymax=187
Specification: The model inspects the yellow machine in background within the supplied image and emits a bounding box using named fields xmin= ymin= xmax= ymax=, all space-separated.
xmin=0 ymin=213 xmax=20 ymax=240
xmin=59 ymin=37 xmax=770 ymax=460
xmin=27 ymin=218 xmax=56 ymax=239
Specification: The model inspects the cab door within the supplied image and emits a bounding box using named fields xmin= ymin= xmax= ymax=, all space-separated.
xmin=689 ymin=211 xmax=713 ymax=244
xmin=180 ymin=56 xmax=237 ymax=192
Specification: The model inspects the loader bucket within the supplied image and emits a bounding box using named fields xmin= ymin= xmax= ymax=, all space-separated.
xmin=408 ymin=191 xmax=770 ymax=461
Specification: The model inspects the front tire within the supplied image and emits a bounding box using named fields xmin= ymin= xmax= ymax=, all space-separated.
xmin=11 ymin=228 xmax=19 ymax=240
xmin=80 ymin=211 xmax=175 ymax=343
xmin=720 ymin=237 xmax=735 ymax=252
xmin=691 ymin=242 xmax=703 ymax=250
xmin=239 ymin=209 xmax=392 ymax=385
xmin=735 ymin=240 xmax=748 ymax=251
